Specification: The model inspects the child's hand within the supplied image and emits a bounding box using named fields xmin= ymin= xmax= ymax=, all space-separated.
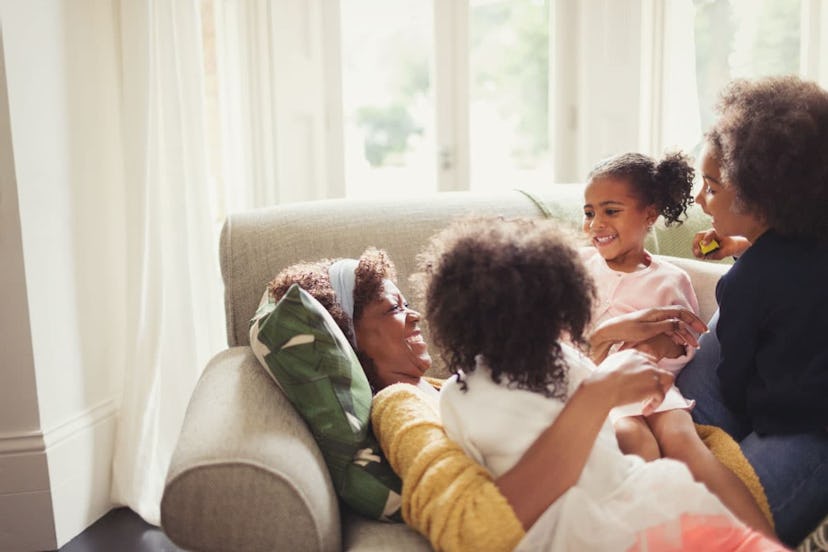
xmin=589 ymin=306 xmax=707 ymax=363
xmin=627 ymin=333 xmax=685 ymax=361
xmin=588 ymin=349 xmax=674 ymax=412
xmin=692 ymin=229 xmax=751 ymax=260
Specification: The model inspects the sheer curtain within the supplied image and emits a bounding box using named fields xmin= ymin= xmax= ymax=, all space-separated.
xmin=111 ymin=0 xmax=225 ymax=525
xmin=209 ymin=0 xmax=281 ymax=210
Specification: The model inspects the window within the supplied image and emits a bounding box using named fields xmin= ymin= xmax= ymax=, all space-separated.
xmin=339 ymin=0 xmax=554 ymax=195
xmin=202 ymin=1 xmax=828 ymax=206
xmin=468 ymin=0 xmax=552 ymax=191
xmin=694 ymin=0 xmax=802 ymax=132
xmin=660 ymin=0 xmax=810 ymax=157
xmin=339 ymin=0 xmax=437 ymax=198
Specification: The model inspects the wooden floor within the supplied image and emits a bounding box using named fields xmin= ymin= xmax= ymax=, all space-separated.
xmin=58 ymin=508 xmax=182 ymax=552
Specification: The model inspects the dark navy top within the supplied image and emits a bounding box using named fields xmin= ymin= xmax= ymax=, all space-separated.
xmin=715 ymin=230 xmax=828 ymax=435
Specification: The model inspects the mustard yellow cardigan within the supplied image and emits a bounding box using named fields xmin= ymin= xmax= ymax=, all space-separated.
xmin=371 ymin=382 xmax=772 ymax=552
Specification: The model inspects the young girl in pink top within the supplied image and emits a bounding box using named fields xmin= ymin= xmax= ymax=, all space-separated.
xmin=581 ymin=151 xmax=775 ymax=539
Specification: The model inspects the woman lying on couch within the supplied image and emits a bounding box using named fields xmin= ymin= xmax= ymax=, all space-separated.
xmin=267 ymin=246 xmax=783 ymax=551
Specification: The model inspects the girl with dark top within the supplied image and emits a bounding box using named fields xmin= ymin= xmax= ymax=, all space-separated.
xmin=675 ymin=75 xmax=828 ymax=546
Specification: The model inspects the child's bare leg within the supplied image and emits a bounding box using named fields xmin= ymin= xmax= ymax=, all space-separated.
xmin=614 ymin=415 xmax=661 ymax=461
xmin=647 ymin=409 xmax=777 ymax=540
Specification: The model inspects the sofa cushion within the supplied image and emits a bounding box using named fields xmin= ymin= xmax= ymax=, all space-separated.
xmin=249 ymin=284 xmax=403 ymax=521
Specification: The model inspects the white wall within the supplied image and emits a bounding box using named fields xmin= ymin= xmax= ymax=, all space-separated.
xmin=0 ymin=15 xmax=54 ymax=552
xmin=0 ymin=0 xmax=126 ymax=549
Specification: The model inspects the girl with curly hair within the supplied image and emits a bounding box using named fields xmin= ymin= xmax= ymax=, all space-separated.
xmin=672 ymin=76 xmax=828 ymax=546
xmin=580 ymin=151 xmax=775 ymax=538
xmin=423 ymin=216 xmax=782 ymax=551
xmin=583 ymin=151 xmax=698 ymax=381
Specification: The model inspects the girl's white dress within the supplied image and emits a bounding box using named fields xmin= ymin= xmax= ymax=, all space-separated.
xmin=440 ymin=345 xmax=774 ymax=552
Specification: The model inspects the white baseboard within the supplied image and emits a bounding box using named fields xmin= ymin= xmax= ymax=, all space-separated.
xmin=0 ymin=488 xmax=56 ymax=551
xmin=0 ymin=398 xmax=118 ymax=550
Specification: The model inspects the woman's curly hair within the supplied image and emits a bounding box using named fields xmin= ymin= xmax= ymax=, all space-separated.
xmin=352 ymin=248 xmax=396 ymax=323
xmin=707 ymin=76 xmax=828 ymax=239
xmin=588 ymin=151 xmax=695 ymax=226
xmin=415 ymin=216 xmax=595 ymax=399
xmin=267 ymin=247 xmax=396 ymax=368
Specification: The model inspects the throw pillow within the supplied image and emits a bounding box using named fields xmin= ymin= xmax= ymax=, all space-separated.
xmin=249 ymin=284 xmax=402 ymax=521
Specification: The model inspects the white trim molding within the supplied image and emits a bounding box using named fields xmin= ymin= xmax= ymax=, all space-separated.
xmin=42 ymin=398 xmax=118 ymax=451
xmin=434 ymin=0 xmax=470 ymax=191
xmin=0 ymin=398 xmax=119 ymax=549
xmin=0 ymin=430 xmax=43 ymax=455
xmin=0 ymin=428 xmax=54 ymax=551
xmin=0 ymin=398 xmax=117 ymax=455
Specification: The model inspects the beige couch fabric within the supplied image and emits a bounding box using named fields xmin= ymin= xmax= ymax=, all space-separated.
xmin=162 ymin=348 xmax=342 ymax=551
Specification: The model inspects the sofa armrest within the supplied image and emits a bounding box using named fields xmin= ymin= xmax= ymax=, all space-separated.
xmin=161 ymin=347 xmax=341 ymax=552
xmin=657 ymin=255 xmax=730 ymax=323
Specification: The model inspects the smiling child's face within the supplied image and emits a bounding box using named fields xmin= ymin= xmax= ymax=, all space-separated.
xmin=583 ymin=177 xmax=657 ymax=272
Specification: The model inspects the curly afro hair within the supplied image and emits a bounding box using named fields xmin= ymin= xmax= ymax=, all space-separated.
xmin=588 ymin=151 xmax=695 ymax=226
xmin=267 ymin=247 xmax=396 ymax=358
xmin=707 ymin=76 xmax=828 ymax=239
xmin=352 ymin=248 xmax=397 ymax=323
xmin=415 ymin=216 xmax=595 ymax=399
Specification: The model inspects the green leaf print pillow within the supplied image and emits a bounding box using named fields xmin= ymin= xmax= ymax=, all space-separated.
xmin=249 ymin=284 xmax=402 ymax=521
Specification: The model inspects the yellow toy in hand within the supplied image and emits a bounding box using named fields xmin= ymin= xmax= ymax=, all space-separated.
xmin=700 ymin=239 xmax=720 ymax=255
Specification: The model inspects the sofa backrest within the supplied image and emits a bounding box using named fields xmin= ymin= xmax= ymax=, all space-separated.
xmin=220 ymin=186 xmax=722 ymax=352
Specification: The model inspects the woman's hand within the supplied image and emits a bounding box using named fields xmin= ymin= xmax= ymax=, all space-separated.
xmin=589 ymin=307 xmax=707 ymax=364
xmin=692 ymin=229 xmax=751 ymax=260
xmin=586 ymin=349 xmax=674 ymax=415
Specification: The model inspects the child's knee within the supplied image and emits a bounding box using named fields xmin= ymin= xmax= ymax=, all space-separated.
xmin=649 ymin=411 xmax=705 ymax=458
xmin=615 ymin=417 xmax=640 ymax=436
xmin=614 ymin=417 xmax=660 ymax=460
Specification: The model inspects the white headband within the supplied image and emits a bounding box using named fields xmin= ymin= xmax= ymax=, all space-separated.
xmin=328 ymin=258 xmax=359 ymax=346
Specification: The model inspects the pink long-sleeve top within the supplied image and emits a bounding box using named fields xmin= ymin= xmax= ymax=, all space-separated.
xmin=580 ymin=247 xmax=700 ymax=374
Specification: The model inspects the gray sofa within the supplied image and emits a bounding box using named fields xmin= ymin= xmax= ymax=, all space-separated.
xmin=160 ymin=187 xmax=822 ymax=551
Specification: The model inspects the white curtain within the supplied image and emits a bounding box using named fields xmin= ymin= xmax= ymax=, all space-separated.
xmin=212 ymin=0 xmax=281 ymax=210
xmin=111 ymin=0 xmax=225 ymax=525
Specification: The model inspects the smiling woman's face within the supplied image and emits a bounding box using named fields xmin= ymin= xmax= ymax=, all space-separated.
xmin=354 ymin=279 xmax=432 ymax=389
